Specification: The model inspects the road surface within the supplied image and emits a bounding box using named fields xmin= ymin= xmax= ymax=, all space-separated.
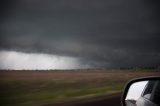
xmin=42 ymin=92 xmax=122 ymax=106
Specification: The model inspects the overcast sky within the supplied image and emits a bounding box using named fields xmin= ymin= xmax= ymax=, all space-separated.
xmin=0 ymin=0 xmax=160 ymax=69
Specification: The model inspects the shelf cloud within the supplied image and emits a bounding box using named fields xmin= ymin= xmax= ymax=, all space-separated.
xmin=0 ymin=0 xmax=160 ymax=69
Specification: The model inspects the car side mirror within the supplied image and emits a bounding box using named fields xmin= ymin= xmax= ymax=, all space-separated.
xmin=121 ymin=77 xmax=160 ymax=106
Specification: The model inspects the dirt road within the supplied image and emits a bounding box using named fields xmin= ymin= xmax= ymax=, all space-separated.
xmin=42 ymin=92 xmax=122 ymax=106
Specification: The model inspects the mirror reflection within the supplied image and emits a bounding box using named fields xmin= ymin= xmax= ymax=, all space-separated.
xmin=125 ymin=80 xmax=160 ymax=106
xmin=126 ymin=81 xmax=148 ymax=101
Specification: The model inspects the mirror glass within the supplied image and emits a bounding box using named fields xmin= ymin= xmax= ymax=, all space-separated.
xmin=126 ymin=81 xmax=148 ymax=101
xmin=125 ymin=80 xmax=160 ymax=106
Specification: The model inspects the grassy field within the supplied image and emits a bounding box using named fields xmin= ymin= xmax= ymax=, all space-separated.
xmin=0 ymin=69 xmax=160 ymax=106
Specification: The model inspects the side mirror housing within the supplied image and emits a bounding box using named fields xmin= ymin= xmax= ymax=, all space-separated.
xmin=121 ymin=76 xmax=160 ymax=106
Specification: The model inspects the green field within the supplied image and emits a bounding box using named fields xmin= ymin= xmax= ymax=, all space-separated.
xmin=0 ymin=69 xmax=159 ymax=106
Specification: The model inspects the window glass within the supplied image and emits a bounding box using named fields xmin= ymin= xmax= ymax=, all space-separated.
xmin=153 ymin=81 xmax=160 ymax=105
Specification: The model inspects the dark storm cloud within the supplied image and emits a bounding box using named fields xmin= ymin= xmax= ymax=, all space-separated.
xmin=0 ymin=0 xmax=160 ymax=68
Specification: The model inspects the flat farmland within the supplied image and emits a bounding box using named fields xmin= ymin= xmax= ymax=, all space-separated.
xmin=0 ymin=69 xmax=160 ymax=106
